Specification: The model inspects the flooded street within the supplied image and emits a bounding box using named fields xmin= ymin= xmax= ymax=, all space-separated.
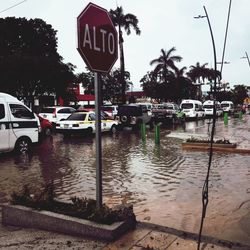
xmin=0 ymin=116 xmax=250 ymax=245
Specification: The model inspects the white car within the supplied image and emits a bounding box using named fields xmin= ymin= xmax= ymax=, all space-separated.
xmin=203 ymin=100 xmax=223 ymax=117
xmin=180 ymin=99 xmax=205 ymax=119
xmin=39 ymin=106 xmax=76 ymax=125
xmin=56 ymin=111 xmax=118 ymax=136
xmin=221 ymin=101 xmax=234 ymax=114
xmin=0 ymin=92 xmax=40 ymax=154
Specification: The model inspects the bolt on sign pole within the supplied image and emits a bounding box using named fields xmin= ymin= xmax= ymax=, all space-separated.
xmin=77 ymin=2 xmax=118 ymax=209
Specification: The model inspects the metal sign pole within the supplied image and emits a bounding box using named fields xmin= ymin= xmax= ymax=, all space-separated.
xmin=94 ymin=72 xmax=102 ymax=209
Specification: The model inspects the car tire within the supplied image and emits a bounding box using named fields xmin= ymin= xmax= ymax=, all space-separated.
xmin=110 ymin=125 xmax=117 ymax=134
xmin=121 ymin=115 xmax=128 ymax=123
xmin=15 ymin=137 xmax=31 ymax=154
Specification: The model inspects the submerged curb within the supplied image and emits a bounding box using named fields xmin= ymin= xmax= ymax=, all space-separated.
xmin=2 ymin=204 xmax=136 ymax=241
xmin=182 ymin=143 xmax=250 ymax=154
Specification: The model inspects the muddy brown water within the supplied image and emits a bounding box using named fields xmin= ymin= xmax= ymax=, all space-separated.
xmin=0 ymin=116 xmax=250 ymax=245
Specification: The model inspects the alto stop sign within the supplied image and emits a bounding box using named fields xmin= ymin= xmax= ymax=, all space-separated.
xmin=77 ymin=3 xmax=118 ymax=73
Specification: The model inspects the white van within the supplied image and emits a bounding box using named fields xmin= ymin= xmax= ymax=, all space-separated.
xmin=203 ymin=100 xmax=223 ymax=117
xmin=180 ymin=99 xmax=204 ymax=119
xmin=0 ymin=92 xmax=40 ymax=154
xmin=221 ymin=101 xmax=234 ymax=114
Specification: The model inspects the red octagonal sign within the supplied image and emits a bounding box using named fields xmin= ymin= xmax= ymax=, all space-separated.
xmin=77 ymin=3 xmax=118 ymax=73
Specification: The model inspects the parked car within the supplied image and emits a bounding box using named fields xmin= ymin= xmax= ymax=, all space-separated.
xmin=56 ymin=111 xmax=118 ymax=136
xmin=136 ymin=102 xmax=153 ymax=115
xmin=37 ymin=114 xmax=53 ymax=136
xmin=77 ymin=106 xmax=112 ymax=119
xmin=39 ymin=106 xmax=76 ymax=125
xmin=0 ymin=92 xmax=40 ymax=154
xmin=152 ymin=102 xmax=185 ymax=123
xmin=116 ymin=104 xmax=153 ymax=130
xmin=203 ymin=100 xmax=223 ymax=117
xmin=101 ymin=105 xmax=118 ymax=119
xmin=221 ymin=101 xmax=234 ymax=114
xmin=180 ymin=99 xmax=205 ymax=119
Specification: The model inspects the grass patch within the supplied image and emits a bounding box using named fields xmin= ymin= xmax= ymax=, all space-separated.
xmin=11 ymin=183 xmax=136 ymax=225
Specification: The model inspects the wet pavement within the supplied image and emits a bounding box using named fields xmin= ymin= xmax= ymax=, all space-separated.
xmin=1 ymin=205 xmax=249 ymax=249
xmin=0 ymin=115 xmax=250 ymax=247
xmin=0 ymin=205 xmax=250 ymax=250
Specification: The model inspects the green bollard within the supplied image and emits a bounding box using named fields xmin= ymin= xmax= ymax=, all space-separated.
xmin=155 ymin=123 xmax=160 ymax=144
xmin=224 ymin=112 xmax=228 ymax=125
xmin=141 ymin=123 xmax=146 ymax=141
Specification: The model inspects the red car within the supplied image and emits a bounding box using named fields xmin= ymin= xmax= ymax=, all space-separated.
xmin=37 ymin=114 xmax=53 ymax=136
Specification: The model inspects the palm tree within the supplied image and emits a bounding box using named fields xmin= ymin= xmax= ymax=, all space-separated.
xmin=150 ymin=47 xmax=182 ymax=86
xmin=187 ymin=63 xmax=221 ymax=99
xmin=187 ymin=62 xmax=210 ymax=99
xmin=109 ymin=6 xmax=141 ymax=104
xmin=187 ymin=62 xmax=208 ymax=84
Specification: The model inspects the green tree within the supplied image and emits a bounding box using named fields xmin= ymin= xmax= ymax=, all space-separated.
xmin=146 ymin=47 xmax=183 ymax=101
xmin=231 ymin=85 xmax=248 ymax=105
xmin=140 ymin=67 xmax=196 ymax=103
xmin=150 ymin=47 xmax=182 ymax=84
xmin=109 ymin=6 xmax=141 ymax=104
xmin=0 ymin=17 xmax=75 ymax=104
xmin=140 ymin=71 xmax=159 ymax=100
xmin=187 ymin=62 xmax=221 ymax=99
xmin=170 ymin=67 xmax=196 ymax=102
xmin=75 ymin=68 xmax=132 ymax=104
xmin=187 ymin=62 xmax=208 ymax=84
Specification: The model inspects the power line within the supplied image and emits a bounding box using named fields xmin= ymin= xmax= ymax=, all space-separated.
xmin=0 ymin=0 xmax=27 ymax=14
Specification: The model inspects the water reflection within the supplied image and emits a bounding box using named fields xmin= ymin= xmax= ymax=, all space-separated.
xmin=0 ymin=117 xmax=250 ymax=244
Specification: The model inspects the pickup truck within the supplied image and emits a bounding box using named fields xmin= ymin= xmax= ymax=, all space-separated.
xmin=152 ymin=103 xmax=185 ymax=124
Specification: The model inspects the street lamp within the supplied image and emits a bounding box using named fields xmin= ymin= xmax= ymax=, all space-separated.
xmin=194 ymin=6 xmax=217 ymax=250
xmin=241 ymin=51 xmax=250 ymax=68
xmin=194 ymin=6 xmax=217 ymax=94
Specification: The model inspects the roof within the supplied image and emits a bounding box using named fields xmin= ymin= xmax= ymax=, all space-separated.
xmin=0 ymin=92 xmax=19 ymax=102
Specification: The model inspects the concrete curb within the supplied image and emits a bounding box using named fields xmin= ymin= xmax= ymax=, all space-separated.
xmin=2 ymin=204 xmax=136 ymax=241
xmin=182 ymin=143 xmax=250 ymax=154
xmin=182 ymin=142 xmax=237 ymax=148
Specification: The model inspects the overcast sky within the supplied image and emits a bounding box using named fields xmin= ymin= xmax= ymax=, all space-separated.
xmin=1 ymin=0 xmax=250 ymax=91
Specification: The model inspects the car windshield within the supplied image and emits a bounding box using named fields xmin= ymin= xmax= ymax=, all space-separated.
xmin=221 ymin=103 xmax=229 ymax=108
xmin=66 ymin=113 xmax=86 ymax=121
xmin=118 ymin=106 xmax=142 ymax=116
xmin=181 ymin=103 xmax=193 ymax=109
xmin=163 ymin=105 xmax=173 ymax=109
xmin=203 ymin=105 xmax=214 ymax=109
xmin=40 ymin=108 xmax=54 ymax=113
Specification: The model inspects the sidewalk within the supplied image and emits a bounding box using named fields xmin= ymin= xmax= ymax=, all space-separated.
xmin=1 ymin=207 xmax=249 ymax=250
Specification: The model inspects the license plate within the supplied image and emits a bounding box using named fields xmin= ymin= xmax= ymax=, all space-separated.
xmin=64 ymin=124 xmax=69 ymax=128
xmin=43 ymin=115 xmax=47 ymax=118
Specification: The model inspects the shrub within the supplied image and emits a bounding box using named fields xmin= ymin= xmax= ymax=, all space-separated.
xmin=11 ymin=183 xmax=136 ymax=225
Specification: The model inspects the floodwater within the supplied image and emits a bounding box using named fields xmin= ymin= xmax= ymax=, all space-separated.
xmin=0 ymin=116 xmax=250 ymax=245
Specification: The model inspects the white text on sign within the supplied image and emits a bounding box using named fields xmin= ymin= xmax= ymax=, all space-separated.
xmin=83 ymin=24 xmax=115 ymax=54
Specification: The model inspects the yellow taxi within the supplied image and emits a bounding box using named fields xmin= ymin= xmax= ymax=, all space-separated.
xmin=56 ymin=111 xmax=118 ymax=136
